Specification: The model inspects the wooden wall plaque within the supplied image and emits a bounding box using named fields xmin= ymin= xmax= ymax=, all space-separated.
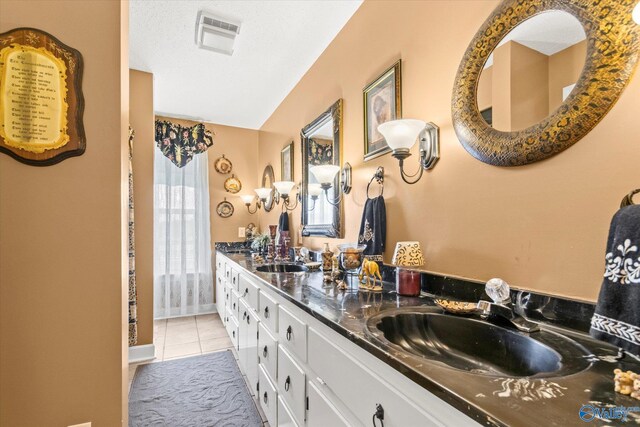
xmin=0 ymin=28 xmax=85 ymax=166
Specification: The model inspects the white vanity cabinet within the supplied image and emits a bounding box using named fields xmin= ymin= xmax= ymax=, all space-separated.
xmin=215 ymin=252 xmax=478 ymax=427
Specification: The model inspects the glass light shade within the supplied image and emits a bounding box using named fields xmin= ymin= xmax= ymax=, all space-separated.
xmin=308 ymin=183 xmax=323 ymax=197
xmin=634 ymin=3 xmax=640 ymax=24
xmin=240 ymin=194 xmax=255 ymax=205
xmin=378 ymin=119 xmax=426 ymax=151
xmin=273 ymin=181 xmax=296 ymax=196
xmin=391 ymin=241 xmax=425 ymax=267
xmin=310 ymin=165 xmax=340 ymax=184
xmin=254 ymin=187 xmax=272 ymax=200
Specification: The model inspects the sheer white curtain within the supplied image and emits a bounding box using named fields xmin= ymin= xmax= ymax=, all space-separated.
xmin=153 ymin=149 xmax=214 ymax=319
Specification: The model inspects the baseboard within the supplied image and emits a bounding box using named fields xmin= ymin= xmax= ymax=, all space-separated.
xmin=129 ymin=344 xmax=156 ymax=364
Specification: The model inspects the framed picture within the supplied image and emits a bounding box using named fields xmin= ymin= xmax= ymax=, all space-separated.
xmin=281 ymin=141 xmax=293 ymax=181
xmin=363 ymin=60 xmax=402 ymax=161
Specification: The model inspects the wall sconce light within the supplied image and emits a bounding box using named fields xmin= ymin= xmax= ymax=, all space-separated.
xmin=309 ymin=162 xmax=352 ymax=206
xmin=306 ymin=183 xmax=323 ymax=211
xmin=378 ymin=119 xmax=439 ymax=185
xmin=273 ymin=180 xmax=299 ymax=211
xmin=241 ymin=187 xmax=272 ymax=214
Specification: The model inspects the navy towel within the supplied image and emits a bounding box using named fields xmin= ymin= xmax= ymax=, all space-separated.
xmin=591 ymin=205 xmax=640 ymax=355
xmin=358 ymin=195 xmax=386 ymax=262
xmin=278 ymin=212 xmax=289 ymax=232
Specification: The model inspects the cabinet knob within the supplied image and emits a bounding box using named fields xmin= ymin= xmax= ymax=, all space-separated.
xmin=232 ymin=330 xmax=235 ymax=338
xmin=233 ymin=277 xmax=236 ymax=284
xmin=264 ymin=306 xmax=269 ymax=318
xmin=263 ymin=391 xmax=268 ymax=404
xmin=284 ymin=376 xmax=291 ymax=392
xmin=247 ymin=316 xmax=250 ymax=325
xmin=372 ymin=403 xmax=384 ymax=427
xmin=263 ymin=345 xmax=268 ymax=357
xmin=244 ymin=288 xmax=249 ymax=296
xmin=286 ymin=325 xmax=292 ymax=341
xmin=243 ymin=311 xmax=247 ymax=320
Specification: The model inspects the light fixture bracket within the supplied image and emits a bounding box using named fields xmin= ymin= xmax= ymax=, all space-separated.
xmin=419 ymin=122 xmax=440 ymax=170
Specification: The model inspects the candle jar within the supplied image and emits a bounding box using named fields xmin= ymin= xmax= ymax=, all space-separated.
xmin=396 ymin=268 xmax=422 ymax=296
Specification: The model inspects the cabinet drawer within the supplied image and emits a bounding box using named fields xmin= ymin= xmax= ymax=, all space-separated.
xmin=239 ymin=274 xmax=260 ymax=311
xmin=230 ymin=268 xmax=240 ymax=290
xmin=308 ymin=327 xmax=439 ymax=427
xmin=230 ymin=289 xmax=240 ymax=317
xmin=277 ymin=396 xmax=299 ymax=427
xmin=226 ymin=314 xmax=238 ymax=350
xmin=258 ymin=364 xmax=277 ymax=426
xmin=307 ymin=381 xmax=349 ymax=427
xmin=277 ymin=345 xmax=306 ymax=425
xmin=278 ymin=305 xmax=307 ymax=362
xmin=258 ymin=322 xmax=278 ymax=383
xmin=216 ymin=254 xmax=225 ymax=271
xmin=259 ymin=290 xmax=279 ymax=334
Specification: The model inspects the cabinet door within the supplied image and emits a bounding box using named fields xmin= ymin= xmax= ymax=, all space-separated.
xmin=246 ymin=307 xmax=260 ymax=395
xmin=226 ymin=314 xmax=238 ymax=350
xmin=239 ymin=273 xmax=260 ymax=311
xmin=277 ymin=396 xmax=299 ymax=427
xmin=277 ymin=345 xmax=306 ymax=425
xmin=307 ymin=381 xmax=349 ymax=427
xmin=259 ymin=290 xmax=279 ymax=334
xmin=258 ymin=364 xmax=278 ymax=426
xmin=238 ymin=299 xmax=250 ymax=374
xmin=258 ymin=322 xmax=278 ymax=383
xmin=216 ymin=273 xmax=225 ymax=321
xmin=278 ymin=305 xmax=307 ymax=362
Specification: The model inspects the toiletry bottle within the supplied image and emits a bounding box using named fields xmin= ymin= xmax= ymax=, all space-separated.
xmin=321 ymin=243 xmax=332 ymax=271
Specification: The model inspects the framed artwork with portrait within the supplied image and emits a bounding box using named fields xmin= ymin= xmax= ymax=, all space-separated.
xmin=363 ymin=60 xmax=402 ymax=161
xmin=281 ymin=141 xmax=293 ymax=181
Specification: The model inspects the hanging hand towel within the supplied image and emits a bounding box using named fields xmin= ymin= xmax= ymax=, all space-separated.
xmin=358 ymin=195 xmax=386 ymax=262
xmin=590 ymin=205 xmax=640 ymax=355
xmin=278 ymin=212 xmax=289 ymax=232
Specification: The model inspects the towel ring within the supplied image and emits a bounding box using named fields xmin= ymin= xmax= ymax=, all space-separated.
xmin=366 ymin=167 xmax=385 ymax=199
xmin=621 ymin=189 xmax=640 ymax=208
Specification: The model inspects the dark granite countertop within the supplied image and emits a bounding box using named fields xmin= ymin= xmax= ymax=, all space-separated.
xmin=217 ymin=247 xmax=640 ymax=426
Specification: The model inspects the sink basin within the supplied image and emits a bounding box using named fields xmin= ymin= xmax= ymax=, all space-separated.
xmin=256 ymin=264 xmax=308 ymax=273
xmin=365 ymin=308 xmax=590 ymax=377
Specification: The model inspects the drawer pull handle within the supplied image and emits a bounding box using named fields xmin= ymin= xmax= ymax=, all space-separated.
xmin=263 ymin=346 xmax=268 ymax=357
xmin=247 ymin=315 xmax=250 ymax=325
xmin=286 ymin=326 xmax=292 ymax=341
xmin=233 ymin=303 xmax=236 ymax=310
xmin=263 ymin=391 xmax=268 ymax=404
xmin=232 ymin=330 xmax=235 ymax=338
xmin=243 ymin=311 xmax=247 ymax=320
xmin=233 ymin=277 xmax=236 ymax=284
xmin=284 ymin=376 xmax=291 ymax=392
xmin=244 ymin=288 xmax=249 ymax=296
xmin=264 ymin=307 xmax=269 ymax=318
xmin=372 ymin=403 xmax=384 ymax=427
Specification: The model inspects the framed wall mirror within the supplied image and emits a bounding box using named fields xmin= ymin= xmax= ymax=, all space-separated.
xmin=261 ymin=165 xmax=279 ymax=212
xmin=452 ymin=0 xmax=640 ymax=166
xmin=301 ymin=99 xmax=343 ymax=238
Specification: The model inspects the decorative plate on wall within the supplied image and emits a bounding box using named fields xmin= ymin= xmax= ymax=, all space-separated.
xmin=224 ymin=174 xmax=242 ymax=193
xmin=216 ymin=199 xmax=234 ymax=218
xmin=214 ymin=154 xmax=233 ymax=174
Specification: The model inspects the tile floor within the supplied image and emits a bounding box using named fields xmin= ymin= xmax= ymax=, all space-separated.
xmin=129 ymin=313 xmax=269 ymax=426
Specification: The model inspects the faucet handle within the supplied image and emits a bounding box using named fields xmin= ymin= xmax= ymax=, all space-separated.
xmin=485 ymin=278 xmax=511 ymax=304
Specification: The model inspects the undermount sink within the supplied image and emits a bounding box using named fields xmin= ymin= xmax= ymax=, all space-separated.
xmin=365 ymin=307 xmax=591 ymax=378
xmin=256 ymin=263 xmax=308 ymax=273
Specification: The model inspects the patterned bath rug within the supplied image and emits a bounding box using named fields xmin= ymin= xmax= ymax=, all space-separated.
xmin=129 ymin=351 xmax=262 ymax=426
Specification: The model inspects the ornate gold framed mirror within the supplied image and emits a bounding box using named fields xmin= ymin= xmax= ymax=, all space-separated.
xmin=452 ymin=0 xmax=640 ymax=166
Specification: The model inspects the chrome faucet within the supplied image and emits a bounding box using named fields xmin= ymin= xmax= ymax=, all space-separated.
xmin=477 ymin=278 xmax=540 ymax=333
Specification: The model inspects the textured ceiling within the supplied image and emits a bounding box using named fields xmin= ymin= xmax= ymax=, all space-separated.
xmin=130 ymin=0 xmax=362 ymax=129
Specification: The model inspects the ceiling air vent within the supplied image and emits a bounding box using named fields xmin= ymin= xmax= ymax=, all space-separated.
xmin=195 ymin=11 xmax=241 ymax=55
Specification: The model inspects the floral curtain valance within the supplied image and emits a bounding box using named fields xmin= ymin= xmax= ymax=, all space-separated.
xmin=155 ymin=120 xmax=214 ymax=168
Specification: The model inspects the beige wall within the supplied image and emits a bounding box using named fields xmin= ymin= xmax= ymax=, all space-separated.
xmin=549 ymin=40 xmax=587 ymax=112
xmin=0 ymin=1 xmax=128 ymax=426
xmin=510 ymin=41 xmax=549 ymax=131
xmin=130 ymin=70 xmax=154 ymax=346
xmin=491 ymin=39 xmax=511 ymax=130
xmin=257 ymin=0 xmax=640 ymax=302
xmin=155 ymin=117 xmax=259 ymax=283
xmin=477 ymin=66 xmax=492 ymax=112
